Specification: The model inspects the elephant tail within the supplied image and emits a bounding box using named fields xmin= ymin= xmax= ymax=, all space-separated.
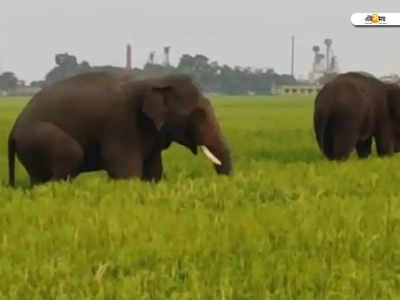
xmin=8 ymin=136 xmax=15 ymax=187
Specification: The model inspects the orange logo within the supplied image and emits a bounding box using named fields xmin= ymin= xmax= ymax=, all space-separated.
xmin=371 ymin=13 xmax=380 ymax=23
xmin=364 ymin=13 xmax=386 ymax=24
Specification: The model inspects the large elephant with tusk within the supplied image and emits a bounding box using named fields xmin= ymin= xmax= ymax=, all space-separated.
xmin=8 ymin=72 xmax=232 ymax=186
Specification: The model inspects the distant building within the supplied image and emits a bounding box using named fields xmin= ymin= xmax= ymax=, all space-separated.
xmin=379 ymin=74 xmax=400 ymax=85
xmin=1 ymin=86 xmax=41 ymax=97
xmin=308 ymin=39 xmax=339 ymax=84
xmin=273 ymin=83 xmax=322 ymax=96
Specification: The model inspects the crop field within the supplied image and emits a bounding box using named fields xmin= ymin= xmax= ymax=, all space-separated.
xmin=1 ymin=95 xmax=400 ymax=299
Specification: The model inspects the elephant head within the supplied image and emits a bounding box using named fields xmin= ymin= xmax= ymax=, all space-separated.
xmin=121 ymin=74 xmax=232 ymax=175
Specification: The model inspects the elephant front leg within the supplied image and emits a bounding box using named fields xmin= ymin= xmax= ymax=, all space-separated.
xmin=142 ymin=151 xmax=163 ymax=182
xmin=375 ymin=122 xmax=394 ymax=157
xmin=106 ymin=158 xmax=143 ymax=179
xmin=394 ymin=136 xmax=400 ymax=153
xmin=102 ymin=146 xmax=143 ymax=180
xmin=356 ymin=137 xmax=372 ymax=158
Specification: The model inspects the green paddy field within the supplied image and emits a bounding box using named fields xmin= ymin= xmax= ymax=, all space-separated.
xmin=1 ymin=95 xmax=400 ymax=299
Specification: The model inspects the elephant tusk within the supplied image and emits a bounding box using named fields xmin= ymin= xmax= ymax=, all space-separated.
xmin=200 ymin=145 xmax=222 ymax=166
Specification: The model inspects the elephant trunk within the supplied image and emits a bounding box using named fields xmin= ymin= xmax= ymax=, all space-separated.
xmin=192 ymin=99 xmax=232 ymax=175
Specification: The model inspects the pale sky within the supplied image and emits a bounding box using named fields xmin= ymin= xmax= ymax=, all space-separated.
xmin=1 ymin=0 xmax=399 ymax=83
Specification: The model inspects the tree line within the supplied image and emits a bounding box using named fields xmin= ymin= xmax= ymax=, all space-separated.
xmin=143 ymin=54 xmax=296 ymax=95
xmin=1 ymin=52 xmax=299 ymax=95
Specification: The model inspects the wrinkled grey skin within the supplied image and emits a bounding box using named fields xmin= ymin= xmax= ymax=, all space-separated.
xmin=314 ymin=72 xmax=400 ymax=160
xmin=8 ymin=72 xmax=232 ymax=186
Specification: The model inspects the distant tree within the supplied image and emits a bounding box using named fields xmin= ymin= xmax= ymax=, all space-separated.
xmin=177 ymin=54 xmax=196 ymax=73
xmin=177 ymin=54 xmax=288 ymax=95
xmin=275 ymin=74 xmax=296 ymax=85
xmin=143 ymin=63 xmax=176 ymax=78
xmin=90 ymin=65 xmax=125 ymax=75
xmin=55 ymin=53 xmax=78 ymax=66
xmin=177 ymin=54 xmax=211 ymax=73
xmin=38 ymin=51 xmax=297 ymax=96
xmin=45 ymin=53 xmax=92 ymax=86
xmin=351 ymin=71 xmax=376 ymax=78
xmin=30 ymin=80 xmax=45 ymax=88
xmin=0 ymin=72 xmax=18 ymax=91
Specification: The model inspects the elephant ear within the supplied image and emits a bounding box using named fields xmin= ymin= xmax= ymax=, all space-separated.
xmin=154 ymin=75 xmax=201 ymax=116
xmin=142 ymin=85 xmax=170 ymax=131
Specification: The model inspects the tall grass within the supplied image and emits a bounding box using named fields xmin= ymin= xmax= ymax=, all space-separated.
xmin=0 ymin=95 xmax=399 ymax=299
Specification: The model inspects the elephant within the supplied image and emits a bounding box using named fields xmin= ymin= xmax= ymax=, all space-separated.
xmin=8 ymin=72 xmax=232 ymax=186
xmin=313 ymin=71 xmax=400 ymax=160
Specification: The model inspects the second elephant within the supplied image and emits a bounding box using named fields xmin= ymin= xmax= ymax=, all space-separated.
xmin=313 ymin=72 xmax=400 ymax=160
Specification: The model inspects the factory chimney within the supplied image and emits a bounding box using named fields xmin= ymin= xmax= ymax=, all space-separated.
xmin=126 ymin=44 xmax=132 ymax=70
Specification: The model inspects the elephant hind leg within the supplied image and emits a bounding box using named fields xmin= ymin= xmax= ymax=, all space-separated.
xmin=142 ymin=151 xmax=163 ymax=182
xmin=356 ymin=137 xmax=372 ymax=158
xmin=49 ymin=134 xmax=83 ymax=182
xmin=330 ymin=134 xmax=357 ymax=160
xmin=323 ymin=121 xmax=357 ymax=161
xmin=17 ymin=122 xmax=84 ymax=186
xmin=29 ymin=170 xmax=52 ymax=187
